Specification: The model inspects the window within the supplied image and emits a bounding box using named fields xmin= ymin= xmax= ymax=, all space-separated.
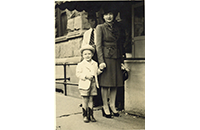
xmin=55 ymin=7 xmax=67 ymax=37
xmin=134 ymin=5 xmax=145 ymax=37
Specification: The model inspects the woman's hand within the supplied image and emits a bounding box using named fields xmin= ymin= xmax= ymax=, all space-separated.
xmin=99 ymin=63 xmax=106 ymax=70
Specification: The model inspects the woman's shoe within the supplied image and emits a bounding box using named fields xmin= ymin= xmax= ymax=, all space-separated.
xmin=109 ymin=106 xmax=120 ymax=117
xmin=101 ymin=108 xmax=112 ymax=118
xmin=112 ymin=112 xmax=119 ymax=117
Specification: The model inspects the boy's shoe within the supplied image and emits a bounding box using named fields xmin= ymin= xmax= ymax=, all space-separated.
xmin=88 ymin=107 xmax=96 ymax=122
xmin=82 ymin=108 xmax=89 ymax=123
xmin=83 ymin=116 xmax=89 ymax=123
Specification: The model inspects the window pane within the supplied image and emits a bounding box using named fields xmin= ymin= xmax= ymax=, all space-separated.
xmin=60 ymin=12 xmax=67 ymax=36
xmin=134 ymin=6 xmax=144 ymax=37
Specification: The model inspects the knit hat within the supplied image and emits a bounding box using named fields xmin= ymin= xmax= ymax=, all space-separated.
xmin=80 ymin=44 xmax=95 ymax=54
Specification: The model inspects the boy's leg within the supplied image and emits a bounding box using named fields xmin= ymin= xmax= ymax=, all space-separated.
xmin=82 ymin=96 xmax=89 ymax=109
xmin=82 ymin=96 xmax=89 ymax=123
xmin=88 ymin=96 xmax=93 ymax=109
xmin=88 ymin=96 xmax=96 ymax=122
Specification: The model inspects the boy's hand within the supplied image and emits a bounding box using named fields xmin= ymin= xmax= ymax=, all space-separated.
xmin=85 ymin=74 xmax=93 ymax=80
xmin=97 ymin=69 xmax=103 ymax=74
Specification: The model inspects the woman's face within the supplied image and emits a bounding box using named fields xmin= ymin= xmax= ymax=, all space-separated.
xmin=103 ymin=12 xmax=114 ymax=23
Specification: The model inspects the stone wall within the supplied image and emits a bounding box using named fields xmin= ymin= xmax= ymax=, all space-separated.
xmin=55 ymin=37 xmax=82 ymax=59
xmin=124 ymin=60 xmax=145 ymax=117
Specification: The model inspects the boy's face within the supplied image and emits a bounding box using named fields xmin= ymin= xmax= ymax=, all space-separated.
xmin=82 ymin=50 xmax=93 ymax=62
xmin=88 ymin=18 xmax=96 ymax=28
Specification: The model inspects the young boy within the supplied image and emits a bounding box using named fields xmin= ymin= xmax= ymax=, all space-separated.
xmin=76 ymin=44 xmax=102 ymax=123
xmin=81 ymin=12 xmax=102 ymax=107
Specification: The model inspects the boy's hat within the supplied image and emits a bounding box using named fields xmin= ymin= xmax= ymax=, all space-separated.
xmin=80 ymin=44 xmax=95 ymax=54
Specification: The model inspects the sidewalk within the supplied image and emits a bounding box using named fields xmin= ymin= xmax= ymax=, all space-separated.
xmin=55 ymin=92 xmax=145 ymax=130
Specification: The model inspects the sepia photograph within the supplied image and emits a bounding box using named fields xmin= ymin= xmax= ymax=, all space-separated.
xmin=2 ymin=1 xmax=200 ymax=130
xmin=55 ymin=1 xmax=145 ymax=129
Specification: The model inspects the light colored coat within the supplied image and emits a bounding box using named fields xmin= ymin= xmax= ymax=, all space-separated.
xmin=76 ymin=59 xmax=100 ymax=90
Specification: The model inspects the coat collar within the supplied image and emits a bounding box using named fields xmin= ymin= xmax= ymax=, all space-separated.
xmin=103 ymin=21 xmax=118 ymax=28
xmin=103 ymin=21 xmax=120 ymax=39
xmin=89 ymin=28 xmax=96 ymax=32
xmin=103 ymin=21 xmax=119 ymax=32
xmin=82 ymin=59 xmax=95 ymax=65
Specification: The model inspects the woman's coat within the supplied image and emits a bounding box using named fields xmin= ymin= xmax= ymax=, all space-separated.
xmin=96 ymin=22 xmax=126 ymax=87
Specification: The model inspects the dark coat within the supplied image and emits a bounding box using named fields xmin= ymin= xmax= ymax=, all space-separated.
xmin=96 ymin=22 xmax=126 ymax=87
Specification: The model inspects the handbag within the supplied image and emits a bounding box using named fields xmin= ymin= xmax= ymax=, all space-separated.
xmin=121 ymin=63 xmax=129 ymax=81
xmin=122 ymin=69 xmax=128 ymax=81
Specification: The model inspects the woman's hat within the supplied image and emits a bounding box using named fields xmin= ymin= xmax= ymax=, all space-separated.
xmin=102 ymin=3 xmax=118 ymax=18
xmin=80 ymin=44 xmax=95 ymax=54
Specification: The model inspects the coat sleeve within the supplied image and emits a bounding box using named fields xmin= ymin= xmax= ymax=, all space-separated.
xmin=96 ymin=25 xmax=105 ymax=64
xmin=76 ymin=63 xmax=86 ymax=80
xmin=94 ymin=62 xmax=100 ymax=75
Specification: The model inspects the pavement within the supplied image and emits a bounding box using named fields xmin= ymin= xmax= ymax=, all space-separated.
xmin=55 ymin=92 xmax=145 ymax=130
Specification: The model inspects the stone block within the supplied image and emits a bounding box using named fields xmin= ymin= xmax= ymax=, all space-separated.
xmin=133 ymin=36 xmax=145 ymax=58
xmin=55 ymin=44 xmax=61 ymax=58
xmin=55 ymin=65 xmax=64 ymax=79
xmin=67 ymin=85 xmax=81 ymax=98
xmin=67 ymin=13 xmax=90 ymax=34
xmin=56 ymin=38 xmax=82 ymax=58
xmin=67 ymin=18 xmax=74 ymax=32
xmin=55 ymin=57 xmax=81 ymax=64
xmin=55 ymin=84 xmax=64 ymax=92
xmin=60 ymin=41 xmax=73 ymax=58
xmin=74 ymin=16 xmax=82 ymax=30
xmin=72 ymin=37 xmax=82 ymax=56
xmin=55 ymin=84 xmax=81 ymax=98
xmin=124 ymin=60 xmax=145 ymax=116
xmin=66 ymin=65 xmax=79 ymax=84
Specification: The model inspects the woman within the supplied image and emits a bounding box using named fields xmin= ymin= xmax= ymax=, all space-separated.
xmin=96 ymin=7 xmax=126 ymax=118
